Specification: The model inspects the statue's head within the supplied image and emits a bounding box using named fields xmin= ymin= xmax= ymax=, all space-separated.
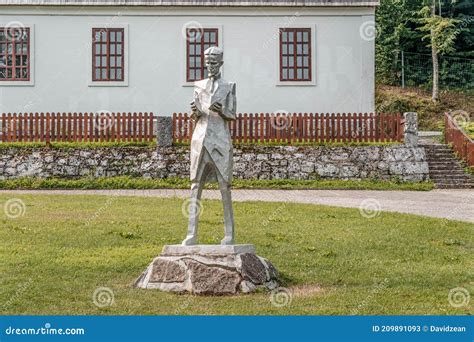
xmin=204 ymin=46 xmax=223 ymax=77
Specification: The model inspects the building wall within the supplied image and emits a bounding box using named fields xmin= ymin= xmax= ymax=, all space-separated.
xmin=0 ymin=6 xmax=375 ymax=115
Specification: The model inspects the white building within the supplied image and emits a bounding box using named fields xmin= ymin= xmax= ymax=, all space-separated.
xmin=0 ymin=0 xmax=378 ymax=116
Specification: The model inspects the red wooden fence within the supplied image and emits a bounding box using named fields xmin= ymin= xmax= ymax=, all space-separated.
xmin=0 ymin=112 xmax=155 ymax=143
xmin=172 ymin=112 xmax=404 ymax=144
xmin=444 ymin=112 xmax=474 ymax=167
xmin=0 ymin=112 xmax=404 ymax=144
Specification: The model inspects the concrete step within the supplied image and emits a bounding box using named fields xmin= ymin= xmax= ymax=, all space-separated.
xmin=429 ymin=173 xmax=470 ymax=178
xmin=422 ymin=145 xmax=454 ymax=149
xmin=434 ymin=184 xmax=473 ymax=190
xmin=428 ymin=165 xmax=465 ymax=173
xmin=428 ymin=162 xmax=464 ymax=170
xmin=429 ymin=172 xmax=472 ymax=177
xmin=426 ymin=154 xmax=458 ymax=158
xmin=425 ymin=152 xmax=454 ymax=155
xmin=430 ymin=175 xmax=473 ymax=180
xmin=426 ymin=154 xmax=459 ymax=158
xmin=430 ymin=179 xmax=473 ymax=183
xmin=434 ymin=179 xmax=474 ymax=183
xmin=428 ymin=165 xmax=465 ymax=170
xmin=422 ymin=143 xmax=473 ymax=189
xmin=423 ymin=149 xmax=453 ymax=154
xmin=431 ymin=179 xmax=474 ymax=184
xmin=427 ymin=161 xmax=462 ymax=166
xmin=436 ymin=184 xmax=474 ymax=189
xmin=421 ymin=145 xmax=452 ymax=150
xmin=434 ymin=178 xmax=473 ymax=182
xmin=428 ymin=165 xmax=464 ymax=173
xmin=427 ymin=159 xmax=459 ymax=163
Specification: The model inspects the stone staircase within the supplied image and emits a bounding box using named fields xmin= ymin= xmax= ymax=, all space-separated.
xmin=422 ymin=143 xmax=474 ymax=189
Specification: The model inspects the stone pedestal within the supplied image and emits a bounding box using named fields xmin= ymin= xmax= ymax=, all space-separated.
xmin=134 ymin=245 xmax=279 ymax=295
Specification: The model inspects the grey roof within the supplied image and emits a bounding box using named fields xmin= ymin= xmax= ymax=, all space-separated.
xmin=1 ymin=0 xmax=380 ymax=6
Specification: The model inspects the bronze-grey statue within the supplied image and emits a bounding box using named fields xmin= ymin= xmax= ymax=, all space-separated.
xmin=135 ymin=47 xmax=279 ymax=294
xmin=182 ymin=46 xmax=236 ymax=246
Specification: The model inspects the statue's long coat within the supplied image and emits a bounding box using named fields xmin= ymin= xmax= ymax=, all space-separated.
xmin=190 ymin=77 xmax=236 ymax=183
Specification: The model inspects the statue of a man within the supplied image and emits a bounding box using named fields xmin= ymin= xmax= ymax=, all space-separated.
xmin=182 ymin=46 xmax=237 ymax=246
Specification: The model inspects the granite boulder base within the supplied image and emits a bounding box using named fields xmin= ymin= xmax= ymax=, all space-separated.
xmin=134 ymin=245 xmax=279 ymax=295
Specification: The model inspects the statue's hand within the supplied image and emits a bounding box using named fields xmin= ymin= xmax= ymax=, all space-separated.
xmin=209 ymin=102 xmax=223 ymax=114
xmin=190 ymin=101 xmax=202 ymax=120
xmin=190 ymin=101 xmax=198 ymax=113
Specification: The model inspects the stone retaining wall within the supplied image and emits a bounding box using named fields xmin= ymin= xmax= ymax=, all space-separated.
xmin=0 ymin=145 xmax=429 ymax=182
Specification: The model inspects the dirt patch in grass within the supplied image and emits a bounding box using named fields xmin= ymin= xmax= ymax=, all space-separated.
xmin=290 ymin=285 xmax=325 ymax=297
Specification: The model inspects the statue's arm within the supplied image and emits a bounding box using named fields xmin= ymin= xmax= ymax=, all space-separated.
xmin=190 ymin=90 xmax=204 ymax=121
xmin=219 ymin=83 xmax=237 ymax=121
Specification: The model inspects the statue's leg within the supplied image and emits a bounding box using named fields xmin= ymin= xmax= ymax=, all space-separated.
xmin=182 ymin=157 xmax=209 ymax=246
xmin=218 ymin=174 xmax=235 ymax=245
xmin=181 ymin=180 xmax=205 ymax=246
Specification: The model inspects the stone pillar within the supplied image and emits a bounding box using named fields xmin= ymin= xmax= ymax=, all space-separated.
xmin=403 ymin=112 xmax=418 ymax=146
xmin=156 ymin=116 xmax=173 ymax=148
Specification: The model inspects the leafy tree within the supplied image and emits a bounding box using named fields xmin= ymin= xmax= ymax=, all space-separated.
xmin=375 ymin=0 xmax=425 ymax=84
xmin=417 ymin=1 xmax=461 ymax=101
xmin=445 ymin=0 xmax=474 ymax=59
xmin=376 ymin=0 xmax=472 ymax=92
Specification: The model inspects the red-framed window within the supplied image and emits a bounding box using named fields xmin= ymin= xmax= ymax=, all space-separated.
xmin=92 ymin=28 xmax=124 ymax=82
xmin=279 ymin=28 xmax=312 ymax=82
xmin=186 ymin=28 xmax=218 ymax=82
xmin=0 ymin=27 xmax=30 ymax=81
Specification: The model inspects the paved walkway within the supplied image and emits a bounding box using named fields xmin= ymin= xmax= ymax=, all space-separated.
xmin=1 ymin=189 xmax=473 ymax=223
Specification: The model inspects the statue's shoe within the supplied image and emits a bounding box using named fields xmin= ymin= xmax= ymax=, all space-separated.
xmin=220 ymin=236 xmax=234 ymax=245
xmin=182 ymin=235 xmax=197 ymax=246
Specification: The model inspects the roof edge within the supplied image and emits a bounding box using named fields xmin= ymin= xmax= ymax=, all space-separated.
xmin=0 ymin=1 xmax=380 ymax=7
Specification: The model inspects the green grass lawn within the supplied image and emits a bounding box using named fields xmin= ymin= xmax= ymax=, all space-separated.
xmin=0 ymin=194 xmax=472 ymax=315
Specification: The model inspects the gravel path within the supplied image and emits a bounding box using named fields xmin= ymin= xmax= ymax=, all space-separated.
xmin=1 ymin=189 xmax=473 ymax=223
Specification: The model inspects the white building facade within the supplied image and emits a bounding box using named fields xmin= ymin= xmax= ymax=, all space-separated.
xmin=0 ymin=1 xmax=378 ymax=115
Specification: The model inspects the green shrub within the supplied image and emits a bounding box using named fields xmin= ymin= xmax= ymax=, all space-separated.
xmin=0 ymin=176 xmax=434 ymax=191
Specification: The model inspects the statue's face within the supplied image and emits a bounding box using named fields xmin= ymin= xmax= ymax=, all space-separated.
xmin=205 ymin=55 xmax=223 ymax=77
